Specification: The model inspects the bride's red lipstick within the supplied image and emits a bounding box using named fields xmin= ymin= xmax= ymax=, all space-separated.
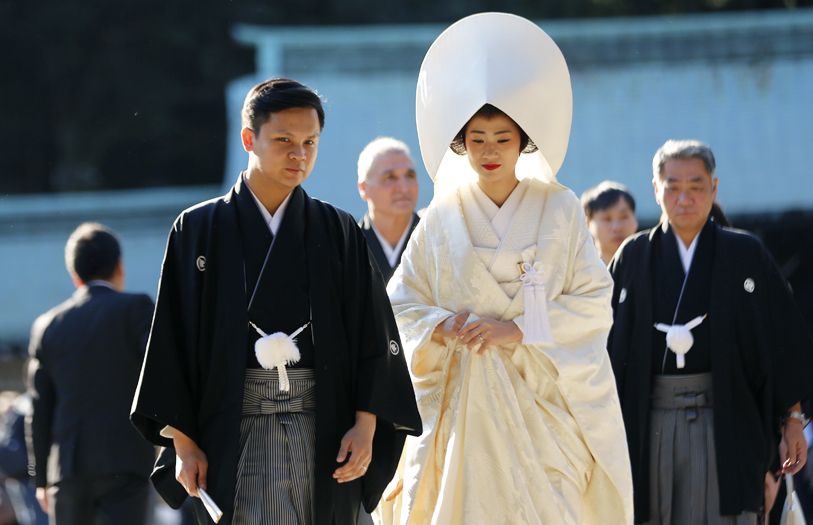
xmin=482 ymin=164 xmax=501 ymax=171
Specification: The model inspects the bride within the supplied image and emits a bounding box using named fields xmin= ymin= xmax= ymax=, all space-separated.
xmin=381 ymin=13 xmax=633 ymax=525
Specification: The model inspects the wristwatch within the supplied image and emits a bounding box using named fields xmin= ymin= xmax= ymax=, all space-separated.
xmin=785 ymin=410 xmax=810 ymax=428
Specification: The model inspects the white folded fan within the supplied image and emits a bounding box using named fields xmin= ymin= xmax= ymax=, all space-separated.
xmin=198 ymin=488 xmax=223 ymax=523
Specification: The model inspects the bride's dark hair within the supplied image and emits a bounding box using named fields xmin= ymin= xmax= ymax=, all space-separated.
xmin=449 ymin=104 xmax=538 ymax=155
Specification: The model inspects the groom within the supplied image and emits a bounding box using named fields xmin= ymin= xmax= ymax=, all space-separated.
xmin=131 ymin=78 xmax=421 ymax=524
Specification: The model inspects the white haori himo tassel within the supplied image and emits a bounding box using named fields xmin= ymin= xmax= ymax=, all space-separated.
xmin=654 ymin=314 xmax=707 ymax=369
xmin=519 ymin=262 xmax=554 ymax=345
xmin=250 ymin=321 xmax=310 ymax=391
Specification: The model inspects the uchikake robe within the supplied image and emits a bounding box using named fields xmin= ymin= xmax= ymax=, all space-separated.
xmin=608 ymin=220 xmax=813 ymax=521
xmin=131 ymin=177 xmax=422 ymax=525
xmin=385 ymin=178 xmax=633 ymax=525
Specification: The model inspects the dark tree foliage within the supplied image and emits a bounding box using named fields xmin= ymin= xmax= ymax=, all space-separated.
xmin=0 ymin=0 xmax=253 ymax=193
xmin=231 ymin=0 xmax=810 ymax=23
xmin=0 ymin=0 xmax=809 ymax=193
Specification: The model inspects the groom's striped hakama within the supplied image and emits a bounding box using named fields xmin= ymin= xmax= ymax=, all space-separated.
xmin=233 ymin=368 xmax=317 ymax=525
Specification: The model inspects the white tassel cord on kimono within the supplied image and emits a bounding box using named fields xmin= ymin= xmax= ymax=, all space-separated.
xmin=250 ymin=321 xmax=310 ymax=391
xmin=519 ymin=261 xmax=554 ymax=345
xmin=654 ymin=314 xmax=707 ymax=369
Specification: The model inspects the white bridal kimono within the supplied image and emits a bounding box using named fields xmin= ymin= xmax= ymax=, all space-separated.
xmin=384 ymin=178 xmax=633 ymax=525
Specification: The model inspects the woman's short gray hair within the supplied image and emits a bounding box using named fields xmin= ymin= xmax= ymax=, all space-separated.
xmin=652 ymin=139 xmax=716 ymax=180
xmin=357 ymin=137 xmax=412 ymax=183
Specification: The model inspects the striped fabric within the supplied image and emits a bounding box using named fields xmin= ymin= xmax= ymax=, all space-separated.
xmin=233 ymin=368 xmax=317 ymax=525
xmin=645 ymin=373 xmax=756 ymax=525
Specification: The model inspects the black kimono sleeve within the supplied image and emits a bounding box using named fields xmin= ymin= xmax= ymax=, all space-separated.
xmin=131 ymin=220 xmax=202 ymax=448
xmin=758 ymin=244 xmax=813 ymax=417
xmin=345 ymin=223 xmax=421 ymax=433
xmin=340 ymin=220 xmax=422 ymax=512
xmin=606 ymin=233 xmax=645 ymax=396
xmin=26 ymin=315 xmax=55 ymax=488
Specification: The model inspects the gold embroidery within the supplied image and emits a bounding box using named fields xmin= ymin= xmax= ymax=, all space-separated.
xmin=517 ymin=262 xmax=527 ymax=275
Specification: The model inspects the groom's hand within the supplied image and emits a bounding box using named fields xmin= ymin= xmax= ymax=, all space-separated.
xmin=170 ymin=428 xmax=208 ymax=497
xmin=333 ymin=411 xmax=376 ymax=483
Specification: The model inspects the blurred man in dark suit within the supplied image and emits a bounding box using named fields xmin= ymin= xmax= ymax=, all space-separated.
xmin=357 ymin=137 xmax=420 ymax=283
xmin=26 ymin=222 xmax=155 ymax=525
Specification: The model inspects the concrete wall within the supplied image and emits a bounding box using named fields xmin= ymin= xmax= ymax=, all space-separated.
xmin=0 ymin=187 xmax=218 ymax=345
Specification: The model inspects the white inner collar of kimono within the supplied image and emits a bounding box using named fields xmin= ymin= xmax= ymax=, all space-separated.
xmin=470 ymin=179 xmax=529 ymax=238
xmin=654 ymin=225 xmax=707 ymax=370
xmin=674 ymin=229 xmax=700 ymax=274
xmin=246 ymin=183 xmax=293 ymax=236
xmin=372 ymin=215 xmax=415 ymax=268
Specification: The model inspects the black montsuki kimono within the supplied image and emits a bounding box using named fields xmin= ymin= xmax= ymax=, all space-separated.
xmin=358 ymin=213 xmax=420 ymax=283
xmin=608 ymin=219 xmax=813 ymax=522
xmin=131 ymin=177 xmax=422 ymax=525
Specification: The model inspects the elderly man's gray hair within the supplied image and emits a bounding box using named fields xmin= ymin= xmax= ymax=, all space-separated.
xmin=652 ymin=139 xmax=716 ymax=180
xmin=357 ymin=137 xmax=412 ymax=183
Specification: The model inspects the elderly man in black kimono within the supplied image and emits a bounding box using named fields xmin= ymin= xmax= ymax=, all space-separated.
xmin=356 ymin=137 xmax=420 ymax=283
xmin=608 ymin=139 xmax=812 ymax=524
xmin=131 ymin=78 xmax=422 ymax=525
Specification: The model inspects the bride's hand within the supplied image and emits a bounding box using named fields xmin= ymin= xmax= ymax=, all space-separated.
xmin=458 ymin=318 xmax=522 ymax=352
xmin=432 ymin=311 xmax=470 ymax=344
